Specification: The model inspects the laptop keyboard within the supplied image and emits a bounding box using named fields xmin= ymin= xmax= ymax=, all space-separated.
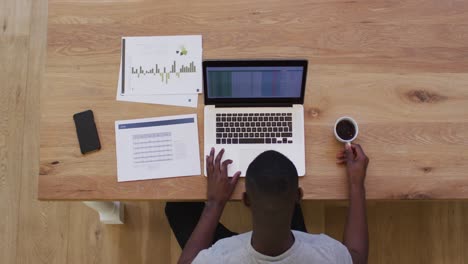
xmin=215 ymin=113 xmax=293 ymax=144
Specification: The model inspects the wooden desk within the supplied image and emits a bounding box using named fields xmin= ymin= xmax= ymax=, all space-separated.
xmin=39 ymin=0 xmax=468 ymax=201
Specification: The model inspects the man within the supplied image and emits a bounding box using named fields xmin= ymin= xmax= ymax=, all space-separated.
xmin=166 ymin=143 xmax=369 ymax=263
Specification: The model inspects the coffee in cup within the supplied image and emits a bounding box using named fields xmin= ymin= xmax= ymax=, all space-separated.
xmin=334 ymin=116 xmax=358 ymax=143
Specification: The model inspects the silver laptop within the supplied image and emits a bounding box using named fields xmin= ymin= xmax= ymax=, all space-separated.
xmin=203 ymin=60 xmax=308 ymax=176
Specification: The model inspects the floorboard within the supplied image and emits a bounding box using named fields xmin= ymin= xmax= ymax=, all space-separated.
xmin=0 ymin=0 xmax=33 ymax=263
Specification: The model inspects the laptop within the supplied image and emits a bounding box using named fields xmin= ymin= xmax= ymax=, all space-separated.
xmin=203 ymin=60 xmax=308 ymax=177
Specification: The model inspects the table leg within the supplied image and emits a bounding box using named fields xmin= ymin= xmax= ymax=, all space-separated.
xmin=82 ymin=201 xmax=125 ymax=224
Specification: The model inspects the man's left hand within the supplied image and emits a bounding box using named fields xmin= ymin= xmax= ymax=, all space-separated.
xmin=205 ymin=148 xmax=241 ymax=207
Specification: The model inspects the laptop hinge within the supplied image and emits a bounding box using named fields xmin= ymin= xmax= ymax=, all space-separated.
xmin=215 ymin=103 xmax=293 ymax=108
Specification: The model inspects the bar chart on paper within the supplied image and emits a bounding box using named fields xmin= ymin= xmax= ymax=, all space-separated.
xmin=122 ymin=35 xmax=203 ymax=96
xmin=131 ymin=61 xmax=197 ymax=84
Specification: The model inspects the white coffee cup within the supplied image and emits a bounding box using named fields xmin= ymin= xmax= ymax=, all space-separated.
xmin=334 ymin=116 xmax=359 ymax=143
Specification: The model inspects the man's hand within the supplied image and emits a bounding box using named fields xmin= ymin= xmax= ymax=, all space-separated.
xmin=206 ymin=148 xmax=241 ymax=206
xmin=336 ymin=143 xmax=369 ymax=187
xmin=337 ymin=143 xmax=369 ymax=264
xmin=177 ymin=148 xmax=241 ymax=264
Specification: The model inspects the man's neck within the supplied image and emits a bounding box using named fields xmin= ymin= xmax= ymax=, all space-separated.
xmin=250 ymin=220 xmax=295 ymax=257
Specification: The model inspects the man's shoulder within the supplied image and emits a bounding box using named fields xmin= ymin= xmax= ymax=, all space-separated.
xmin=193 ymin=231 xmax=352 ymax=264
xmin=192 ymin=232 xmax=252 ymax=263
xmin=292 ymin=230 xmax=352 ymax=263
xmin=293 ymin=230 xmax=341 ymax=244
xmin=293 ymin=230 xmax=347 ymax=249
xmin=211 ymin=232 xmax=252 ymax=249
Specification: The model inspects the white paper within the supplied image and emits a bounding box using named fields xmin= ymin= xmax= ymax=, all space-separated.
xmin=117 ymin=93 xmax=198 ymax=107
xmin=116 ymin=62 xmax=198 ymax=108
xmin=115 ymin=114 xmax=201 ymax=182
xmin=121 ymin=35 xmax=202 ymax=95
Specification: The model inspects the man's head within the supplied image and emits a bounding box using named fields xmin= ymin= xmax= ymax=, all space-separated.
xmin=243 ymin=150 xmax=302 ymax=218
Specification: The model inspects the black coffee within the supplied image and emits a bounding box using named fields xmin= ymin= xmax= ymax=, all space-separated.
xmin=336 ymin=120 xmax=356 ymax=140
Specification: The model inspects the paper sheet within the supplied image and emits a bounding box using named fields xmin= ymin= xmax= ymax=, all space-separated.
xmin=115 ymin=114 xmax=201 ymax=182
xmin=116 ymin=62 xmax=198 ymax=108
xmin=120 ymin=35 xmax=202 ymax=95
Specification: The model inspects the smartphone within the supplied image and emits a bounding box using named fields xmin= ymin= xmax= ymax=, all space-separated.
xmin=73 ymin=110 xmax=101 ymax=154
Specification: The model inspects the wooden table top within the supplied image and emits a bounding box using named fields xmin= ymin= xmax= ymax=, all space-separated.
xmin=39 ymin=0 xmax=468 ymax=201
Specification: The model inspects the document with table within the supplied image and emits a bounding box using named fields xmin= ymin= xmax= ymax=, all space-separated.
xmin=115 ymin=114 xmax=201 ymax=182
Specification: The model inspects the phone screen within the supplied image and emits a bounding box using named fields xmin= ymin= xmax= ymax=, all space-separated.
xmin=73 ymin=110 xmax=101 ymax=154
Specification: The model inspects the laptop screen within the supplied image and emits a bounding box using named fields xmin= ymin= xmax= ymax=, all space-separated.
xmin=206 ymin=66 xmax=304 ymax=99
xmin=203 ymin=60 xmax=307 ymax=105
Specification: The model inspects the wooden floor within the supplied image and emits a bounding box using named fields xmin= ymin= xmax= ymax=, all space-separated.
xmin=1 ymin=0 xmax=468 ymax=263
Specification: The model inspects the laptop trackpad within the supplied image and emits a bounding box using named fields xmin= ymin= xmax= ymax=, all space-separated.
xmin=239 ymin=149 xmax=264 ymax=176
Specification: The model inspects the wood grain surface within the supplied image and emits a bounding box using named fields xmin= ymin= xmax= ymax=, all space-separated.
xmin=4 ymin=0 xmax=468 ymax=263
xmin=39 ymin=0 xmax=468 ymax=200
xmin=325 ymin=202 xmax=468 ymax=264
xmin=1 ymin=0 xmax=69 ymax=263
xmin=0 ymin=0 xmax=31 ymax=261
xmin=16 ymin=1 xmax=71 ymax=263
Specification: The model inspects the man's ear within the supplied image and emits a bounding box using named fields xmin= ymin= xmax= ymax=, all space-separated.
xmin=242 ymin=192 xmax=251 ymax=207
xmin=296 ymin=187 xmax=304 ymax=202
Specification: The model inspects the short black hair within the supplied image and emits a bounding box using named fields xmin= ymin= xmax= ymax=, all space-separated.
xmin=245 ymin=150 xmax=298 ymax=199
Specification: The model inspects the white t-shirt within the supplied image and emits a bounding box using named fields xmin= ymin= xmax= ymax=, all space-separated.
xmin=192 ymin=230 xmax=352 ymax=264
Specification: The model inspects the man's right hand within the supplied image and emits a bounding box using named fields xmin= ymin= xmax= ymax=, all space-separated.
xmin=337 ymin=143 xmax=369 ymax=187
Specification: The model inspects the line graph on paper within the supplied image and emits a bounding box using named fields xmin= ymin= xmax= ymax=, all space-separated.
xmin=132 ymin=132 xmax=173 ymax=164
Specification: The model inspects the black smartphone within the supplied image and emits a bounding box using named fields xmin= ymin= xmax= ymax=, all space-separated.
xmin=73 ymin=110 xmax=101 ymax=154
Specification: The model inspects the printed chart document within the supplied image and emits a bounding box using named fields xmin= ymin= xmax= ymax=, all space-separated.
xmin=116 ymin=63 xmax=198 ymax=108
xmin=116 ymin=35 xmax=202 ymax=107
xmin=120 ymin=35 xmax=202 ymax=95
xmin=115 ymin=114 xmax=201 ymax=182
